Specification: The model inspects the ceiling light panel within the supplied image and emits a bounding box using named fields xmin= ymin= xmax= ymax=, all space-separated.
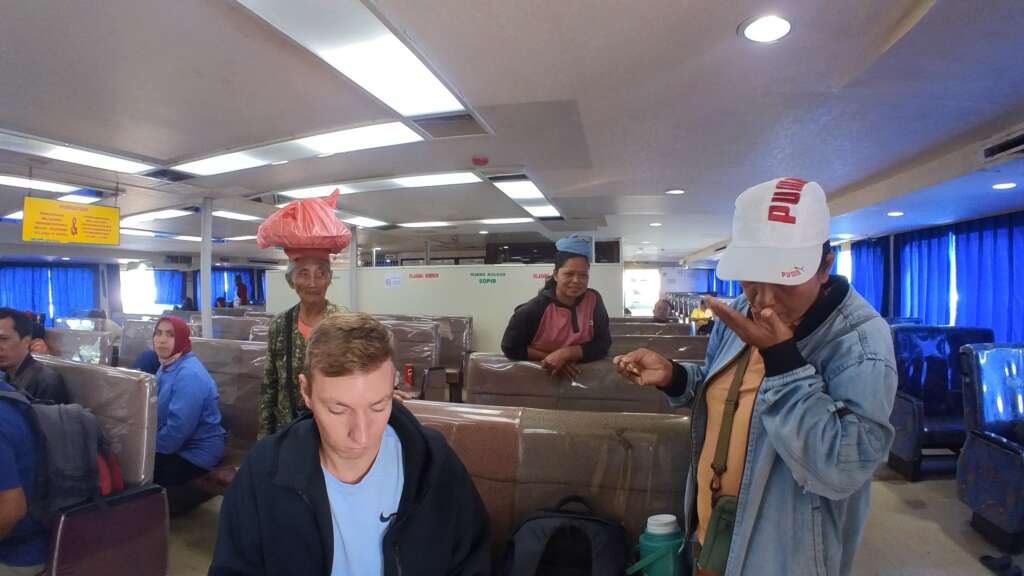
xmin=120 ymin=228 xmax=156 ymax=237
xmin=174 ymin=235 xmax=203 ymax=242
xmin=479 ymin=218 xmax=534 ymax=225
xmin=238 ymin=0 xmax=464 ymax=117
xmin=0 ymin=131 xmax=155 ymax=174
xmin=0 ymin=174 xmax=79 ymax=193
xmin=278 ymin=171 xmax=478 ymax=199
xmin=493 ymin=180 xmax=544 ymax=200
xmin=342 ymin=216 xmax=388 ymax=228
xmin=212 ymin=210 xmax=264 ymax=221
xmin=225 ymin=235 xmax=258 ymax=241
xmin=57 ymin=194 xmax=102 ymax=205
xmin=173 ymin=152 xmax=267 ymax=176
xmin=121 ymin=209 xmax=192 ymax=225
xmin=522 ymin=204 xmax=560 ymax=218
xmin=398 ymin=221 xmax=450 ymax=228
xmin=4 ymin=211 xmax=24 ymax=220
xmin=295 ymin=122 xmax=421 ymax=155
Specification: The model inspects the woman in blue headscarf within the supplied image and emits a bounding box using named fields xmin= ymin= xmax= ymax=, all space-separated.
xmin=501 ymin=234 xmax=611 ymax=378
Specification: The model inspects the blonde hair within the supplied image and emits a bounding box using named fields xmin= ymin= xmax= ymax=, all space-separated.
xmin=303 ymin=313 xmax=393 ymax=383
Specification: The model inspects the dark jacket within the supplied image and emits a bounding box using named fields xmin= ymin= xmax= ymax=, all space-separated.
xmin=501 ymin=286 xmax=611 ymax=362
xmin=209 ymin=401 xmax=490 ymax=576
xmin=4 ymin=353 xmax=68 ymax=404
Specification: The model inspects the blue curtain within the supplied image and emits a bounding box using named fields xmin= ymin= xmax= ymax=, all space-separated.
xmin=153 ymin=270 xmax=185 ymax=305
xmin=49 ymin=267 xmax=97 ymax=322
xmin=850 ymin=238 xmax=890 ymax=316
xmin=894 ymin=226 xmax=953 ymax=325
xmin=0 ymin=266 xmax=50 ymax=320
xmin=709 ymin=270 xmax=743 ymax=298
xmin=954 ymin=211 xmax=1024 ymax=342
xmin=830 ymin=245 xmax=840 ymax=275
xmin=193 ymin=268 xmax=259 ymax=306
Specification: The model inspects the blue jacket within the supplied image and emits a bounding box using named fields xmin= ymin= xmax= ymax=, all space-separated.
xmin=664 ymin=277 xmax=896 ymax=575
xmin=156 ymin=352 xmax=226 ymax=470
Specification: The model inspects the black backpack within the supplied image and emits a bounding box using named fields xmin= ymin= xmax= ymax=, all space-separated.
xmin=0 ymin=391 xmax=124 ymax=524
xmin=503 ymin=496 xmax=628 ymax=576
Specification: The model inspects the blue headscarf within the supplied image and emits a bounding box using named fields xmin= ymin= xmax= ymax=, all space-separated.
xmin=555 ymin=234 xmax=592 ymax=260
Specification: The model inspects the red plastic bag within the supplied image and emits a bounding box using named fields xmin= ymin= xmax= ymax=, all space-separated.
xmin=257 ymin=190 xmax=352 ymax=259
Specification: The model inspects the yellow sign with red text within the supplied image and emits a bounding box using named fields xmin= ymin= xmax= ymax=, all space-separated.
xmin=21 ymin=197 xmax=120 ymax=246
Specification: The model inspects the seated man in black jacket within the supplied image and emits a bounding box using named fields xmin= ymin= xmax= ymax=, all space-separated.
xmin=210 ymin=313 xmax=490 ymax=576
xmin=0 ymin=308 xmax=68 ymax=404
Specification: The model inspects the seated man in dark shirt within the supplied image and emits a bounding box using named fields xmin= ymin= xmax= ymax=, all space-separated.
xmin=0 ymin=308 xmax=69 ymax=404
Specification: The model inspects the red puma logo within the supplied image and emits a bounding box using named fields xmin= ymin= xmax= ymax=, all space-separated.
xmin=767 ymin=178 xmax=808 ymax=225
xmin=781 ymin=266 xmax=805 ymax=279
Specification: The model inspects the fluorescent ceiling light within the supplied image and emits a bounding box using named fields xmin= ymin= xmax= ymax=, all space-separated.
xmin=174 ymin=235 xmax=203 ymax=242
xmin=887 ymin=211 xmax=905 ymax=217
xmin=479 ymin=230 xmax=489 ymax=234
xmin=173 ymin=152 xmax=267 ymax=176
xmin=494 ymin=180 xmax=544 ymax=200
xmin=392 ymin=172 xmax=480 ymax=188
xmin=834 ymin=233 xmax=855 ymax=240
xmin=522 ymin=204 xmax=560 ymax=218
xmin=993 ymin=182 xmax=1017 ymax=190
xmin=121 ymin=209 xmax=192 ymax=224
xmin=296 ymin=122 xmax=421 ymax=155
xmin=741 ymin=15 xmax=791 ymax=43
xmin=649 ymin=222 xmax=663 ymax=227
xmin=279 ymin=185 xmax=354 ymax=200
xmin=0 ymin=174 xmax=79 ymax=193
xmin=117 ymin=258 xmax=142 ymax=264
xmin=479 ymin=218 xmax=533 ymax=225
xmin=271 ymin=160 xmax=289 ymax=166
xmin=4 ymin=211 xmax=24 ymax=220
xmin=398 ymin=221 xmax=450 ymax=228
xmin=342 ymin=216 xmax=388 ymax=228
xmin=0 ymin=132 xmax=155 ymax=174
xmin=60 ymin=257 xmax=70 ymax=261
xmin=225 ymin=235 xmax=258 ymax=241
xmin=665 ymin=189 xmax=686 ymax=195
xmin=239 ymin=0 xmax=464 ymax=117
xmin=58 ymin=194 xmax=102 ymax=205
xmin=641 ymin=241 xmax=651 ymax=244
xmin=212 ymin=210 xmax=264 ymax=221
xmin=120 ymin=228 xmax=156 ymax=237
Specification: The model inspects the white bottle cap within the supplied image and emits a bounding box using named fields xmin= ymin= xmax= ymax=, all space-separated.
xmin=646 ymin=514 xmax=679 ymax=535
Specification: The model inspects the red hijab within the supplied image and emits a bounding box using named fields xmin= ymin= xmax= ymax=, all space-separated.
xmin=155 ymin=316 xmax=192 ymax=356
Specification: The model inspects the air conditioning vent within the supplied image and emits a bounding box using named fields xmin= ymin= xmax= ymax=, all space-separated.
xmin=982 ymin=125 xmax=1024 ymax=164
xmin=164 ymin=255 xmax=193 ymax=266
xmin=411 ymin=113 xmax=488 ymax=138
xmin=139 ymin=168 xmax=196 ymax=183
xmin=248 ymin=259 xmax=281 ymax=265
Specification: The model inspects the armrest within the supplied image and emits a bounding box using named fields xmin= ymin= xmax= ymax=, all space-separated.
xmin=889 ymin=391 xmax=925 ymax=460
xmin=972 ymin=429 xmax=1024 ymax=457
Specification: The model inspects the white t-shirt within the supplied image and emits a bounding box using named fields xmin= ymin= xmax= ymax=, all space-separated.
xmin=322 ymin=425 xmax=405 ymax=576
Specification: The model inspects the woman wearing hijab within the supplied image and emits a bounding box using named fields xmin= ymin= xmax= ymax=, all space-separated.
xmin=501 ymin=234 xmax=612 ymax=378
xmin=152 ymin=316 xmax=225 ymax=487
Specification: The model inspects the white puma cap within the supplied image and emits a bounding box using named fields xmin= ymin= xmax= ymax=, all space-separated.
xmin=716 ymin=177 xmax=830 ymax=286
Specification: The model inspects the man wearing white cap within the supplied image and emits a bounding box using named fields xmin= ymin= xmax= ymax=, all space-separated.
xmin=614 ymin=177 xmax=896 ymax=576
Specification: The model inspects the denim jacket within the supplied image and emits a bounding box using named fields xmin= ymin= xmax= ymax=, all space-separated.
xmin=664 ymin=277 xmax=896 ymax=575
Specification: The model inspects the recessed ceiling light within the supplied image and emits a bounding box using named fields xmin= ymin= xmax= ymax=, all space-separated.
xmin=271 ymin=160 xmax=289 ymax=166
xmin=57 ymin=194 xmax=102 ymax=205
xmin=279 ymin=185 xmax=353 ymax=200
xmin=212 ymin=210 xmax=264 ymax=222
xmin=0 ymin=174 xmax=79 ymax=193
xmin=887 ymin=211 xmax=905 ymax=217
xmin=493 ymin=180 xmax=545 ymax=200
xmin=834 ymin=233 xmax=855 ymax=240
xmin=0 ymin=131 xmax=155 ymax=174
xmin=120 ymin=228 xmax=156 ymax=237
xmin=641 ymin=241 xmax=651 ymax=244
xmin=741 ymin=15 xmax=791 ymax=43
xmin=117 ymin=258 xmax=142 ymax=264
xmin=278 ymin=171 xmax=480 ymax=200
xmin=317 ymin=153 xmax=335 ymax=158
xmin=4 ymin=211 xmax=24 ymax=220
xmin=398 ymin=221 xmax=451 ymax=228
xmin=173 ymin=235 xmax=203 ymax=242
xmin=297 ymin=122 xmax=422 ymax=155
xmin=342 ymin=216 xmax=388 ymax=228
xmin=60 ymin=257 xmax=70 ymax=261
xmin=239 ymin=0 xmax=465 ymax=117
xmin=121 ymin=209 xmax=192 ymax=225
xmin=993 ymin=182 xmax=1018 ymax=190
xmin=522 ymin=204 xmax=560 ymax=218
xmin=649 ymin=222 xmax=663 ymax=227
xmin=225 ymin=235 xmax=258 ymax=241
xmin=479 ymin=230 xmax=489 ymax=234
xmin=665 ymin=189 xmax=686 ymax=195
xmin=392 ymin=172 xmax=481 ymax=188
xmin=173 ymin=152 xmax=267 ymax=177
xmin=479 ymin=218 xmax=534 ymax=225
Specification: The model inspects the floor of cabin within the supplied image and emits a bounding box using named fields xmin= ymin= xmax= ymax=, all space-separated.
xmin=168 ymin=466 xmax=1024 ymax=575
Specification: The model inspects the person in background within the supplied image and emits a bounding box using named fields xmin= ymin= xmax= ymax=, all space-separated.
xmin=233 ymin=275 xmax=249 ymax=306
xmin=0 ymin=308 xmax=68 ymax=404
xmin=260 ymin=252 xmax=348 ymax=437
xmin=211 ymin=313 xmax=490 ymax=575
xmin=180 ymin=297 xmax=197 ymax=312
xmin=501 ymin=234 xmax=611 ymax=378
xmin=214 ymin=297 xmax=228 ymax=308
xmin=0 ymin=379 xmax=48 ymax=576
xmin=132 ymin=348 xmax=161 ymax=375
xmin=653 ymin=299 xmax=679 ymax=323
xmin=689 ymin=299 xmax=714 ymax=332
xmin=614 ymin=178 xmax=896 ymax=575
xmin=152 ymin=316 xmax=225 ymax=491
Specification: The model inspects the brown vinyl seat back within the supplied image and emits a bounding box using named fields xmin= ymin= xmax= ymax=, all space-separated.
xmin=189 ymin=307 xmax=247 ymax=318
xmin=53 ymin=317 xmax=124 ymax=343
xmin=189 ymin=316 xmax=270 ymax=341
xmin=244 ymin=310 xmax=275 ymax=319
xmin=609 ymin=335 xmax=709 ymax=361
xmin=119 ymin=319 xmax=202 ymax=367
xmin=34 ymin=356 xmax=157 ymax=486
xmin=610 ymin=317 xmax=654 ymax=323
xmin=160 ymin=309 xmax=193 ymax=322
xmin=374 ymin=314 xmax=473 ymax=377
xmin=610 ymin=322 xmax=695 ymax=336
xmin=380 ymin=320 xmax=443 ymax=397
xmin=464 ymin=353 xmax=676 ymax=413
xmin=189 ymin=338 xmax=266 ymax=457
xmin=43 ymin=329 xmax=116 ymax=366
xmin=250 ymin=324 xmax=270 ymax=342
xmin=407 ymin=401 xmax=690 ymax=551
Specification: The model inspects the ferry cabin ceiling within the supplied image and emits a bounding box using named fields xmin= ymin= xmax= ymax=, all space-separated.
xmin=0 ymin=0 xmax=1022 ymax=267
